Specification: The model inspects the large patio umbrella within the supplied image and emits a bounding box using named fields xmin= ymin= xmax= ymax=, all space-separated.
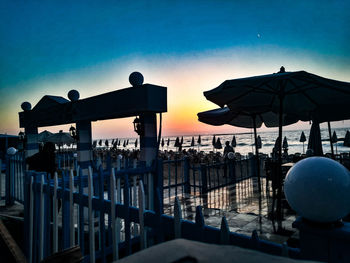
xmin=203 ymin=67 xmax=350 ymax=229
xmin=38 ymin=130 xmax=53 ymax=142
xmin=44 ymin=131 xmax=75 ymax=146
xmin=198 ymin=106 xmax=298 ymax=195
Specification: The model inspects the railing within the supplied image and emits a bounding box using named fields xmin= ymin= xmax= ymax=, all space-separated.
xmin=24 ymin=164 xmax=301 ymax=263
xmin=162 ymin=155 xmax=267 ymax=198
xmin=1 ymin=153 xmax=26 ymax=205
xmin=24 ymin=161 xmax=160 ymax=263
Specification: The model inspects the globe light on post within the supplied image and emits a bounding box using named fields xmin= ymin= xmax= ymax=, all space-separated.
xmin=68 ymin=90 xmax=80 ymax=101
xmin=7 ymin=147 xmax=17 ymax=156
xmin=227 ymin=152 xmax=235 ymax=160
xmin=21 ymin=102 xmax=32 ymax=111
xmin=129 ymin=72 xmax=144 ymax=87
xmin=284 ymin=157 xmax=350 ymax=223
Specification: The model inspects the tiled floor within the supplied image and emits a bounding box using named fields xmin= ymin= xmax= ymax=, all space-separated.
xmin=163 ymin=178 xmax=298 ymax=245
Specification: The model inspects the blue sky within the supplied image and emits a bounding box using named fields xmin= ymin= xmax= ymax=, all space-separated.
xmin=1 ymin=0 xmax=350 ymax=138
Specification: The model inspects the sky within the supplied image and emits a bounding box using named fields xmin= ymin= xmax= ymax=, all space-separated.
xmin=1 ymin=0 xmax=350 ymax=139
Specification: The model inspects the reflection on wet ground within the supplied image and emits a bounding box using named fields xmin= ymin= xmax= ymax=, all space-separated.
xmin=163 ymin=178 xmax=298 ymax=245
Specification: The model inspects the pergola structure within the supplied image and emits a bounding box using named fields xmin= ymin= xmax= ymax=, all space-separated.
xmin=19 ymin=72 xmax=167 ymax=175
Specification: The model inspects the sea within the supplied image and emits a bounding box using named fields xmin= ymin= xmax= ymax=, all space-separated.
xmin=98 ymin=127 xmax=350 ymax=157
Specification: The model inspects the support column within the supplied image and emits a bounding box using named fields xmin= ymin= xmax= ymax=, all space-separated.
xmin=76 ymin=121 xmax=92 ymax=175
xmin=25 ymin=125 xmax=38 ymax=158
xmin=293 ymin=217 xmax=350 ymax=262
xmin=140 ymin=113 xmax=158 ymax=210
xmin=140 ymin=113 xmax=157 ymax=165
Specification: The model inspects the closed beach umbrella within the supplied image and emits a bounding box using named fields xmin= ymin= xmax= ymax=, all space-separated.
xmin=98 ymin=139 xmax=102 ymax=146
xmin=111 ymin=139 xmax=115 ymax=145
xmin=332 ymin=131 xmax=338 ymax=154
xmin=344 ymin=131 xmax=350 ymax=147
xmin=231 ymin=136 xmax=237 ymax=148
xmin=197 ymin=135 xmax=201 ymax=151
xmin=127 ymin=139 xmax=129 ymax=145
xmin=114 ymin=139 xmax=118 ymax=148
xmin=167 ymin=138 xmax=170 ymax=146
xmin=215 ymin=138 xmax=222 ymax=149
xmin=92 ymin=140 xmax=97 ymax=148
xmin=282 ymin=136 xmax=288 ymax=150
xmin=135 ymin=139 xmax=138 ymax=148
xmin=161 ymin=138 xmax=165 ymax=148
xmin=123 ymin=140 xmax=127 ymax=147
xmin=257 ymin=135 xmax=262 ymax=149
xmin=105 ymin=139 xmax=109 ymax=147
xmin=331 ymin=131 xmax=338 ymax=143
xmin=299 ymin=131 xmax=307 ymax=153
xmin=174 ymin=137 xmax=180 ymax=147
xmin=191 ymin=137 xmax=195 ymax=147
xmin=180 ymin=136 xmax=184 ymax=145
xmin=118 ymin=140 xmax=121 ymax=146
xmin=212 ymin=135 xmax=216 ymax=151
xmin=307 ymin=121 xmax=323 ymax=156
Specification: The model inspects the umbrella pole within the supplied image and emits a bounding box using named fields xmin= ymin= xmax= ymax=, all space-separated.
xmin=327 ymin=121 xmax=335 ymax=159
xmin=252 ymin=115 xmax=262 ymax=224
xmin=276 ymin=93 xmax=284 ymax=232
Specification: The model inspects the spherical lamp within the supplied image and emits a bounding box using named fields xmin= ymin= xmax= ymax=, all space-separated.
xmin=227 ymin=152 xmax=235 ymax=160
xmin=7 ymin=147 xmax=17 ymax=155
xmin=68 ymin=90 xmax=80 ymax=101
xmin=284 ymin=157 xmax=350 ymax=223
xmin=21 ymin=102 xmax=32 ymax=111
xmin=129 ymin=72 xmax=144 ymax=87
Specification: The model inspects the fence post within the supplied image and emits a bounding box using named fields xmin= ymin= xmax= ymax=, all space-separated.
xmin=24 ymin=172 xmax=32 ymax=261
xmin=154 ymin=159 xmax=164 ymax=214
xmin=200 ymin=164 xmax=208 ymax=195
xmin=228 ymin=159 xmax=236 ymax=184
xmin=5 ymin=155 xmax=14 ymax=205
xmin=106 ymin=152 xmax=111 ymax=172
xmin=88 ymin=167 xmax=95 ymax=263
xmin=183 ymin=156 xmax=191 ymax=195
xmin=98 ymin=167 xmax=106 ymax=263
xmin=174 ymin=197 xmax=182 ymax=239
xmin=138 ymin=180 xmax=147 ymax=250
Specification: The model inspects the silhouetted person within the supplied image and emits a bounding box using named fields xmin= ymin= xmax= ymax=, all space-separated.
xmin=223 ymin=141 xmax=234 ymax=157
xmin=26 ymin=142 xmax=56 ymax=178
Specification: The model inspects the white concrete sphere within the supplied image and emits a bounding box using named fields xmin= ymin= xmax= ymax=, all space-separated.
xmin=227 ymin=152 xmax=235 ymax=160
xmin=7 ymin=147 xmax=17 ymax=155
xmin=118 ymin=154 xmax=123 ymax=160
xmin=68 ymin=90 xmax=80 ymax=101
xmin=129 ymin=72 xmax=144 ymax=86
xmin=21 ymin=102 xmax=32 ymax=111
xmin=284 ymin=157 xmax=350 ymax=223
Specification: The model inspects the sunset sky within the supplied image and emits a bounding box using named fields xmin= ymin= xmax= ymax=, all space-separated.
xmin=1 ymin=1 xmax=350 ymax=139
